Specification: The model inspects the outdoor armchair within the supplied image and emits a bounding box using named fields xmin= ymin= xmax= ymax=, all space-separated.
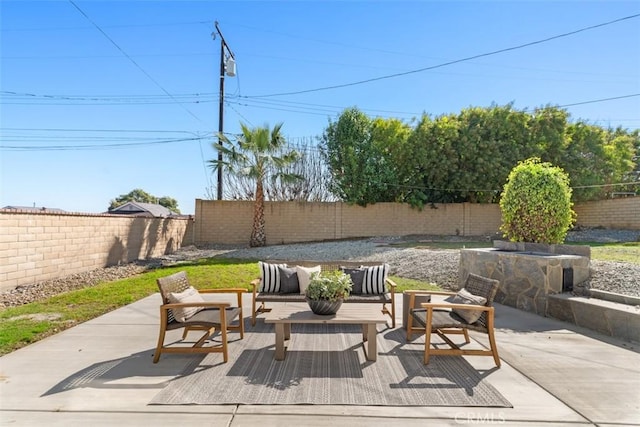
xmin=153 ymin=271 xmax=245 ymax=363
xmin=406 ymin=273 xmax=501 ymax=367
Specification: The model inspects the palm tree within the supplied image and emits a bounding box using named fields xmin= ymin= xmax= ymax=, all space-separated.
xmin=208 ymin=122 xmax=301 ymax=247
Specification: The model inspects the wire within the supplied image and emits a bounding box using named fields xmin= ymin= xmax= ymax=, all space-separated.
xmin=225 ymin=101 xmax=254 ymax=127
xmin=68 ymin=1 xmax=207 ymax=125
xmin=572 ymin=181 xmax=640 ymax=189
xmin=1 ymin=136 xmax=211 ymax=151
xmin=555 ymin=93 xmax=640 ymax=109
xmin=1 ymin=20 xmax=211 ymax=32
xmin=0 ymin=127 xmax=208 ymax=133
xmin=244 ymin=13 xmax=640 ymax=98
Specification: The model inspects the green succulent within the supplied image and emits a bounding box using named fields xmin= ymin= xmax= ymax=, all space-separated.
xmin=305 ymin=271 xmax=353 ymax=302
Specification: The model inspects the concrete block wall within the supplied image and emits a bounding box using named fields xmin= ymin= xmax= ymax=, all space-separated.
xmin=195 ymin=200 xmax=503 ymax=245
xmin=3 ymin=197 xmax=636 ymax=290
xmin=574 ymin=197 xmax=639 ymax=229
xmin=196 ymin=198 xmax=638 ymax=246
xmin=0 ymin=212 xmax=194 ymax=291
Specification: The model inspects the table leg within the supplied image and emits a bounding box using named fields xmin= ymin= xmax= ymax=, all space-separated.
xmin=365 ymin=322 xmax=377 ymax=361
xmin=274 ymin=323 xmax=286 ymax=360
xmin=284 ymin=322 xmax=291 ymax=340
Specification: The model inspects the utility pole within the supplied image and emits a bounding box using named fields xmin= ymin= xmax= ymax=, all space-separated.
xmin=213 ymin=21 xmax=236 ymax=200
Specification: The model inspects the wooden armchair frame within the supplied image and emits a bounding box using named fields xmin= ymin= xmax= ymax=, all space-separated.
xmin=154 ymin=271 xmax=245 ymax=363
xmin=406 ymin=274 xmax=501 ymax=367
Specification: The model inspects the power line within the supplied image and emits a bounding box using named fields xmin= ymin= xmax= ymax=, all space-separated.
xmin=1 ymin=136 xmax=211 ymax=151
xmin=67 ymin=1 xmax=216 ymax=196
xmin=0 ymin=127 xmax=208 ymax=133
xmin=556 ymin=93 xmax=640 ymax=109
xmin=244 ymin=13 xmax=640 ymax=98
xmin=224 ymin=101 xmax=254 ymax=127
xmin=68 ymin=1 xmax=207 ymax=125
xmin=1 ymin=20 xmax=210 ymax=32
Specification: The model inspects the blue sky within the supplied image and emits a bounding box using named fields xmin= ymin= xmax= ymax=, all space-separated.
xmin=1 ymin=1 xmax=639 ymax=214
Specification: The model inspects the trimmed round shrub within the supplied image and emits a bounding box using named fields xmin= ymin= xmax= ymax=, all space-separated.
xmin=499 ymin=157 xmax=576 ymax=243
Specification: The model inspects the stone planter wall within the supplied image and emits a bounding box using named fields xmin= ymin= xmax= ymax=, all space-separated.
xmin=459 ymin=243 xmax=590 ymax=316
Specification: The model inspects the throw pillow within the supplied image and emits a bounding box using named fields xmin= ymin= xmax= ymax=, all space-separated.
xmin=295 ymin=265 xmax=321 ymax=295
xmin=278 ymin=266 xmax=300 ymax=294
xmin=258 ymin=261 xmax=287 ymax=293
xmin=167 ymin=286 xmax=205 ymax=322
xmin=448 ymin=288 xmax=488 ymax=324
xmin=340 ymin=267 xmax=365 ymax=294
xmin=361 ymin=264 xmax=389 ymax=294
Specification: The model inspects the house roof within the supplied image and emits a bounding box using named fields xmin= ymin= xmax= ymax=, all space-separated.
xmin=2 ymin=205 xmax=67 ymax=213
xmin=108 ymin=202 xmax=174 ymax=217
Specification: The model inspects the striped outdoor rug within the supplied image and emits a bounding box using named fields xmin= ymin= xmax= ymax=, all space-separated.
xmin=150 ymin=321 xmax=511 ymax=407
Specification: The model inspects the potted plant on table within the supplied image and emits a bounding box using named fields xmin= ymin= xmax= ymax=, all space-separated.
xmin=305 ymin=270 xmax=353 ymax=315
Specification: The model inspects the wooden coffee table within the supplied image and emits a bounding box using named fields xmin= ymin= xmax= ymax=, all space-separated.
xmin=263 ymin=302 xmax=388 ymax=361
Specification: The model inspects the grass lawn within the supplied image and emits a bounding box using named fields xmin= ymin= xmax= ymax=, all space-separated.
xmin=588 ymin=242 xmax=640 ymax=263
xmin=0 ymin=257 xmax=439 ymax=356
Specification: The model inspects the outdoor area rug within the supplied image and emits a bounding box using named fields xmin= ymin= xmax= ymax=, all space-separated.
xmin=150 ymin=322 xmax=511 ymax=407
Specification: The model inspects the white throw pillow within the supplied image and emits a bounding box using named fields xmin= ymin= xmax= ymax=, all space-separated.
xmin=295 ymin=265 xmax=321 ymax=295
xmin=258 ymin=261 xmax=287 ymax=293
xmin=361 ymin=264 xmax=389 ymax=294
xmin=449 ymin=288 xmax=487 ymax=324
xmin=167 ymin=286 xmax=205 ymax=322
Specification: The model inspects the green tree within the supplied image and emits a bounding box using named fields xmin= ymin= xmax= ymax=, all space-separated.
xmin=208 ymin=122 xmax=301 ymax=247
xmin=405 ymin=113 xmax=461 ymax=206
xmin=405 ymin=105 xmax=532 ymax=205
xmin=370 ymin=117 xmax=412 ymax=202
xmin=500 ymin=158 xmax=575 ymax=243
xmin=321 ymin=107 xmax=405 ymax=205
xmin=109 ymin=189 xmax=180 ymax=214
xmin=620 ymin=129 xmax=640 ymax=195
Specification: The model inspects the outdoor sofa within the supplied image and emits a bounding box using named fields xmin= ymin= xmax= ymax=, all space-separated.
xmin=250 ymin=260 xmax=397 ymax=327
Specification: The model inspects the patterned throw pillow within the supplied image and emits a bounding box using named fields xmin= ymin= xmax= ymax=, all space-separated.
xmin=340 ymin=267 xmax=365 ymax=294
xmin=167 ymin=286 xmax=205 ymax=322
xmin=361 ymin=264 xmax=389 ymax=294
xmin=258 ymin=261 xmax=287 ymax=293
xmin=278 ymin=266 xmax=300 ymax=294
xmin=448 ymin=288 xmax=487 ymax=324
xmin=295 ymin=265 xmax=321 ymax=295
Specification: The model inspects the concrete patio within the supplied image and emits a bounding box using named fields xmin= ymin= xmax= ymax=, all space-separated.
xmin=0 ymin=293 xmax=638 ymax=426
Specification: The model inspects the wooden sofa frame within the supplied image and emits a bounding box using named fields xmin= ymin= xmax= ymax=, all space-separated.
xmin=250 ymin=260 xmax=397 ymax=327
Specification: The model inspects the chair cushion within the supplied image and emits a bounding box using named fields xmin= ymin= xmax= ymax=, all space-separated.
xmin=345 ymin=293 xmax=391 ymax=304
xmin=295 ymin=265 xmax=321 ymax=295
xmin=340 ymin=267 xmax=365 ymax=294
xmin=361 ymin=264 xmax=389 ymax=294
xmin=167 ymin=286 xmax=205 ymax=322
xmin=259 ymin=261 xmax=286 ymax=293
xmin=278 ymin=266 xmax=300 ymax=294
xmin=447 ymin=288 xmax=487 ymax=324
xmin=185 ymin=306 xmax=242 ymax=326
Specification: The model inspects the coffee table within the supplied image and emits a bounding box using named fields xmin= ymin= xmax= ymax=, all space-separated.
xmin=263 ymin=302 xmax=388 ymax=361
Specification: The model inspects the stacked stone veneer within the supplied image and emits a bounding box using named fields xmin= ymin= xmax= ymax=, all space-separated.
xmin=459 ymin=242 xmax=591 ymax=316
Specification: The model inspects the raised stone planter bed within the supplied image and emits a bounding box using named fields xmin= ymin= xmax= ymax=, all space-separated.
xmin=459 ymin=241 xmax=640 ymax=343
xmin=459 ymin=241 xmax=590 ymax=316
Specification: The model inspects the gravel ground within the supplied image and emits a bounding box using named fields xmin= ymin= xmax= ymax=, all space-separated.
xmin=1 ymin=229 xmax=638 ymax=308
